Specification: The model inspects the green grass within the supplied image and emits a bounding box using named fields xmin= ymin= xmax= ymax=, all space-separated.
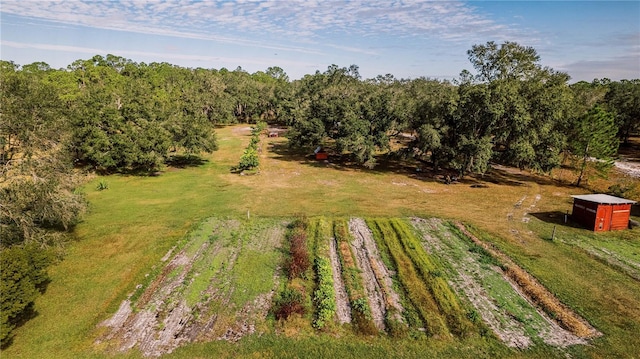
xmin=3 ymin=125 xmax=640 ymax=358
xmin=370 ymin=219 xmax=449 ymax=337
xmin=389 ymin=219 xmax=476 ymax=337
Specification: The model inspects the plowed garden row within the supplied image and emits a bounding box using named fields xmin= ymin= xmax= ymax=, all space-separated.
xmin=98 ymin=217 xmax=599 ymax=357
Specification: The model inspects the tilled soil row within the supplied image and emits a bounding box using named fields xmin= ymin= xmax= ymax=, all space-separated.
xmin=329 ymin=237 xmax=352 ymax=324
xmin=348 ymin=218 xmax=387 ymax=330
xmin=99 ymin=240 xmax=237 ymax=357
xmin=98 ymin=220 xmax=282 ymax=357
xmin=349 ymin=218 xmax=404 ymax=325
xmin=454 ymin=222 xmax=601 ymax=340
xmin=412 ymin=217 xmax=532 ymax=348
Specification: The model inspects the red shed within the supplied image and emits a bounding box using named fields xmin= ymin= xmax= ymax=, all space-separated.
xmin=314 ymin=146 xmax=328 ymax=160
xmin=571 ymin=194 xmax=636 ymax=231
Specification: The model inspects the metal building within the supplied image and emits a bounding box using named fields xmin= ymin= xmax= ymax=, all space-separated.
xmin=571 ymin=194 xmax=636 ymax=231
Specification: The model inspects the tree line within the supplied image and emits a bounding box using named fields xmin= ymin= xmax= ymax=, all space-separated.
xmin=1 ymin=41 xmax=638 ymax=346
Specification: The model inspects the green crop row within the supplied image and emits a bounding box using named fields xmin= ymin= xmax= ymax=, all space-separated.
xmin=389 ymin=219 xmax=476 ymax=337
xmin=369 ymin=219 xmax=449 ymax=337
xmin=308 ymin=217 xmax=337 ymax=330
xmin=312 ymin=257 xmax=336 ymax=329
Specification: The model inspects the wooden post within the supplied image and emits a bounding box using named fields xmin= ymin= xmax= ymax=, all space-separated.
xmin=551 ymin=225 xmax=556 ymax=241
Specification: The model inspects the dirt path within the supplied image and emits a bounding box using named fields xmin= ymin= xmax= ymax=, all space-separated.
xmin=348 ymin=219 xmax=386 ymax=331
xmin=329 ymin=237 xmax=352 ymax=324
xmin=349 ymin=218 xmax=398 ymax=330
xmin=615 ymin=159 xmax=640 ymax=178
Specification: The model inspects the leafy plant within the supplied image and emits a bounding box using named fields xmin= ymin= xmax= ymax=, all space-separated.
xmin=273 ymin=287 xmax=305 ymax=320
xmin=96 ymin=179 xmax=110 ymax=191
xmin=313 ymin=257 xmax=336 ymax=329
xmin=235 ymin=147 xmax=259 ymax=171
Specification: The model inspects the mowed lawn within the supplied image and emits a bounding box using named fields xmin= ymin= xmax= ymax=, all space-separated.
xmin=3 ymin=125 xmax=640 ymax=358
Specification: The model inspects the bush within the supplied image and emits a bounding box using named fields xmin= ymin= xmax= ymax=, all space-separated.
xmin=288 ymin=228 xmax=310 ymax=279
xmin=251 ymin=121 xmax=267 ymax=136
xmin=0 ymin=244 xmax=54 ymax=347
xmin=273 ymin=287 xmax=306 ymax=320
xmin=237 ymin=147 xmax=259 ymax=171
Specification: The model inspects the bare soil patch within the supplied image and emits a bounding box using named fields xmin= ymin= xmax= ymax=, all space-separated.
xmin=614 ymin=160 xmax=640 ymax=178
xmin=347 ymin=219 xmax=386 ymax=330
xmin=349 ymin=218 xmax=404 ymax=324
xmin=455 ymin=222 xmax=601 ymax=341
xmin=412 ymin=217 xmax=531 ymax=348
xmin=97 ymin=219 xmax=283 ymax=357
xmin=413 ymin=218 xmax=599 ymax=348
xmin=329 ymin=237 xmax=352 ymax=324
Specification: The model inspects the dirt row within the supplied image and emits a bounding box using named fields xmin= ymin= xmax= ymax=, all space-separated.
xmin=412 ymin=218 xmax=600 ymax=347
xmin=98 ymin=216 xmax=600 ymax=356
xmin=348 ymin=218 xmax=404 ymax=327
xmin=454 ymin=220 xmax=599 ymax=344
xmin=97 ymin=220 xmax=282 ymax=357
xmin=329 ymin=238 xmax=352 ymax=324
xmin=98 ymin=240 xmax=237 ymax=357
xmin=412 ymin=217 xmax=533 ymax=348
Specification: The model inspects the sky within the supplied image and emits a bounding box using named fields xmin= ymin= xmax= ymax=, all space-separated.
xmin=1 ymin=1 xmax=639 ymax=82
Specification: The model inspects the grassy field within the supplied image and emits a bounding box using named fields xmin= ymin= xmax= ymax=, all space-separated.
xmin=2 ymin=125 xmax=639 ymax=358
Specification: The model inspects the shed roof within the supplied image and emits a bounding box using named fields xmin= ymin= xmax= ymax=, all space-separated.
xmin=571 ymin=194 xmax=636 ymax=205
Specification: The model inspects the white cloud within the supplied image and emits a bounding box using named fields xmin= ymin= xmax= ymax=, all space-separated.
xmin=0 ymin=39 xmax=318 ymax=69
xmin=560 ymin=55 xmax=640 ymax=82
xmin=0 ymin=0 xmax=533 ymax=52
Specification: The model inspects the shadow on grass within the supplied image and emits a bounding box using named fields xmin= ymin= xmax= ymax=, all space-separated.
xmin=269 ymin=141 xmax=449 ymax=184
xmin=86 ymin=155 xmax=210 ymax=177
xmin=529 ymin=211 xmax=587 ymax=230
xmin=166 ymin=155 xmax=209 ymax=169
xmin=0 ymin=306 xmax=40 ymax=350
xmin=268 ymin=141 xmax=576 ymax=189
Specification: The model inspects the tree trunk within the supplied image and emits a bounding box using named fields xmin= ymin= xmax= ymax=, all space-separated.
xmin=576 ymin=142 xmax=589 ymax=187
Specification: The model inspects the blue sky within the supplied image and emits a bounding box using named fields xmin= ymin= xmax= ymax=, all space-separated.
xmin=1 ymin=1 xmax=638 ymax=81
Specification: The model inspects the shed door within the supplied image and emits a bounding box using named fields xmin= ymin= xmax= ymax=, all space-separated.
xmin=596 ymin=205 xmax=612 ymax=231
xmin=610 ymin=204 xmax=631 ymax=230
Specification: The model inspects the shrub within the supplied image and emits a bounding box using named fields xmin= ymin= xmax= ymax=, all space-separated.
xmin=273 ymin=287 xmax=305 ymax=320
xmin=237 ymin=147 xmax=259 ymax=171
xmin=288 ymin=230 xmax=311 ymax=279
xmin=251 ymin=121 xmax=267 ymax=136
xmin=0 ymin=244 xmax=54 ymax=347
